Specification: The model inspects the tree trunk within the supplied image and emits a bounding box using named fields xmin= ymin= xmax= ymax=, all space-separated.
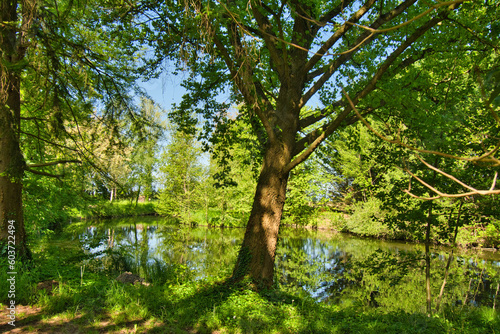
xmin=0 ymin=72 xmax=29 ymax=259
xmin=231 ymin=142 xmax=290 ymax=287
xmin=0 ymin=105 xmax=29 ymax=259
xmin=435 ymin=200 xmax=463 ymax=313
xmin=0 ymin=0 xmax=30 ymax=259
xmin=425 ymin=202 xmax=433 ymax=316
xmin=493 ymin=283 xmax=499 ymax=310
xmin=135 ymin=185 xmax=141 ymax=207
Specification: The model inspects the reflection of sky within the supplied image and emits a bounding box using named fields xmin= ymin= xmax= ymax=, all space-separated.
xmin=75 ymin=220 xmax=500 ymax=305
xmin=79 ymin=222 xmax=242 ymax=279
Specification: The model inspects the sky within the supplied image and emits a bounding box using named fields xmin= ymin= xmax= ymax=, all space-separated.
xmin=139 ymin=70 xmax=323 ymax=116
xmin=140 ymin=74 xmax=187 ymax=112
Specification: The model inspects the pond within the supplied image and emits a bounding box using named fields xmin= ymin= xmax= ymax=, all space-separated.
xmin=51 ymin=216 xmax=500 ymax=313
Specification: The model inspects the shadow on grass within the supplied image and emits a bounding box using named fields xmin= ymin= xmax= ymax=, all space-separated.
xmin=3 ymin=278 xmax=499 ymax=334
xmin=0 ymin=308 xmax=164 ymax=334
xmin=136 ymin=278 xmax=500 ymax=334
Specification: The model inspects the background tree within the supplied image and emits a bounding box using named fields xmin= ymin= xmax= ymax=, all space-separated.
xmin=0 ymin=0 xmax=145 ymax=257
xmin=128 ymin=98 xmax=164 ymax=203
xmin=157 ymin=127 xmax=205 ymax=223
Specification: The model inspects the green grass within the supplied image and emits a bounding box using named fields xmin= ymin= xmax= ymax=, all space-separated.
xmin=1 ymin=244 xmax=499 ymax=334
xmin=6 ymin=276 xmax=500 ymax=333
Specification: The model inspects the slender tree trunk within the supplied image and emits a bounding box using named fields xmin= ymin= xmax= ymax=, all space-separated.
xmin=135 ymin=185 xmax=141 ymax=207
xmin=205 ymin=194 xmax=209 ymax=225
xmin=425 ymin=202 xmax=433 ymax=316
xmin=463 ymin=277 xmax=473 ymax=306
xmin=231 ymin=142 xmax=291 ymax=287
xmin=472 ymin=268 xmax=485 ymax=305
xmin=493 ymin=283 xmax=499 ymax=310
xmin=435 ymin=200 xmax=463 ymax=313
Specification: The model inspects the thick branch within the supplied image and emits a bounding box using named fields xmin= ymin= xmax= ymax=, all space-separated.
xmin=303 ymin=0 xmax=377 ymax=76
xmin=300 ymin=0 xmax=418 ymax=108
xmin=287 ymin=104 xmax=353 ymax=173
xmin=289 ymin=13 xmax=446 ymax=171
xmin=25 ymin=167 xmax=63 ymax=179
xmin=27 ymin=159 xmax=81 ymax=168
xmin=298 ymin=99 xmax=344 ymax=130
xmin=251 ymin=2 xmax=285 ymax=79
xmin=212 ymin=22 xmax=277 ymax=143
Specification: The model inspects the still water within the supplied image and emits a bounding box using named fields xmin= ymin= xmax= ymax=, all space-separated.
xmin=59 ymin=216 xmax=500 ymax=312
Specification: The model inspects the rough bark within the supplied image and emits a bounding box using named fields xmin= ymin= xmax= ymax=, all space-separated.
xmin=0 ymin=103 xmax=29 ymax=259
xmin=231 ymin=141 xmax=291 ymax=287
xmin=0 ymin=0 xmax=31 ymax=259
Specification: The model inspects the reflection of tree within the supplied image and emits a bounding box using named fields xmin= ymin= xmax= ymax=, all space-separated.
xmin=72 ymin=220 xmax=500 ymax=310
xmin=342 ymin=249 xmax=500 ymax=312
xmin=153 ymin=225 xmax=242 ymax=280
xmin=275 ymin=229 xmax=500 ymax=311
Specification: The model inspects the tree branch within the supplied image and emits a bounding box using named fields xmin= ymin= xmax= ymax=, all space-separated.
xmin=25 ymin=167 xmax=63 ymax=180
xmin=211 ymin=17 xmax=277 ymax=143
xmin=300 ymin=0 xmax=418 ymax=108
xmin=288 ymin=13 xmax=447 ymax=171
xmin=404 ymin=165 xmax=500 ymax=199
xmin=299 ymin=99 xmax=344 ymax=130
xmin=20 ymin=130 xmax=79 ymax=152
xmin=27 ymin=159 xmax=81 ymax=168
xmin=347 ymin=0 xmax=464 ymax=34
xmin=343 ymin=90 xmax=500 ymax=167
xmin=302 ymin=0 xmax=377 ymax=76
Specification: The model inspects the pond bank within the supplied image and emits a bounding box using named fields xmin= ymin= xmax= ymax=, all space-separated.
xmin=2 ymin=216 xmax=499 ymax=334
xmin=65 ymin=200 xmax=499 ymax=254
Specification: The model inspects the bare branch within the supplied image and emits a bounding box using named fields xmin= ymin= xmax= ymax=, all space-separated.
xmin=403 ymin=165 xmax=500 ymax=199
xmin=416 ymin=155 xmax=482 ymax=193
xmin=343 ymin=90 xmax=500 ymax=167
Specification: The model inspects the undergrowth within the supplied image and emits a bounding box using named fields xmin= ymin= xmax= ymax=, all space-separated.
xmin=1 ymin=252 xmax=498 ymax=334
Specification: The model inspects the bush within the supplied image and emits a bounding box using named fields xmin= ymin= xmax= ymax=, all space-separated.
xmin=345 ymin=198 xmax=390 ymax=237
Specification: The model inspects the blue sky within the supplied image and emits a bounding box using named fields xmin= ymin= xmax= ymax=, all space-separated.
xmin=140 ymin=71 xmax=323 ymax=115
xmin=140 ymin=74 xmax=187 ymax=112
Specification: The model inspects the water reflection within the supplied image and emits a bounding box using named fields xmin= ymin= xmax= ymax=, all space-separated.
xmin=57 ymin=217 xmax=500 ymax=312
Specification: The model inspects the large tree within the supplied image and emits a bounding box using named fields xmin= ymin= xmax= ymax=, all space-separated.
xmin=140 ymin=0 xmax=498 ymax=286
xmin=0 ymin=0 xmax=143 ymax=258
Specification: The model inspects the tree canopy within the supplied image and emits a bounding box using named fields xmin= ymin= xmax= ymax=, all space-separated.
xmin=0 ymin=0 xmax=151 ymax=256
xmin=133 ymin=0 xmax=499 ymax=286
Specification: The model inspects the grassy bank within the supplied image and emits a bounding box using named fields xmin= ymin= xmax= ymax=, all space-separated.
xmin=3 ymin=277 xmax=498 ymax=334
xmin=68 ymin=200 xmax=158 ymax=220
